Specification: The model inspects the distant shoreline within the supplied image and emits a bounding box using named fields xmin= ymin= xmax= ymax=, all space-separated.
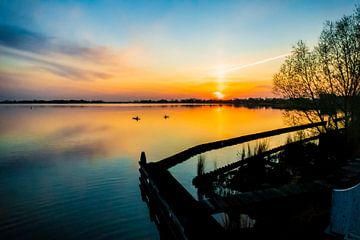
xmin=0 ymin=98 xmax=316 ymax=110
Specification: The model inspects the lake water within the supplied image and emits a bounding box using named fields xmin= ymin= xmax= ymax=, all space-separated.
xmin=0 ymin=104 xmax=287 ymax=239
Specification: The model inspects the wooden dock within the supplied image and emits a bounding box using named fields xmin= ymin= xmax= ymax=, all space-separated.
xmin=139 ymin=120 xmax=359 ymax=239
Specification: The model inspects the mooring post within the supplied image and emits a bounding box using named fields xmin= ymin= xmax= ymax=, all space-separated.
xmin=140 ymin=151 xmax=147 ymax=165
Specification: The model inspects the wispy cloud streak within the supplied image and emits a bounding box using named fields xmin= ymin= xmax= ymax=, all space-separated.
xmin=219 ymin=53 xmax=290 ymax=74
xmin=0 ymin=47 xmax=112 ymax=81
xmin=0 ymin=25 xmax=112 ymax=63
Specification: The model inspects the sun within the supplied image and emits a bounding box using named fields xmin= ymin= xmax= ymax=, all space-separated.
xmin=213 ymin=91 xmax=225 ymax=99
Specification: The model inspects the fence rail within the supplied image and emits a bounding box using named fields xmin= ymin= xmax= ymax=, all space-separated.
xmin=155 ymin=121 xmax=326 ymax=169
xmin=193 ymin=134 xmax=321 ymax=186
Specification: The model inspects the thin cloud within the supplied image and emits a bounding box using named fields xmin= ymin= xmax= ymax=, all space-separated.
xmin=0 ymin=25 xmax=50 ymax=53
xmin=217 ymin=53 xmax=290 ymax=74
xmin=0 ymin=25 xmax=118 ymax=65
xmin=0 ymin=25 xmax=146 ymax=83
xmin=0 ymin=47 xmax=112 ymax=81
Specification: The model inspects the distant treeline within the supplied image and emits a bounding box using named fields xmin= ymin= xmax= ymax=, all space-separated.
xmin=0 ymin=98 xmax=319 ymax=109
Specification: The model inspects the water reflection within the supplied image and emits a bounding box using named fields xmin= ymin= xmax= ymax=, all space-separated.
xmin=0 ymin=104 xmax=286 ymax=239
xmin=0 ymin=104 xmax=285 ymax=162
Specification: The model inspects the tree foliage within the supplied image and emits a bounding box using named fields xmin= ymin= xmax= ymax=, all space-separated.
xmin=273 ymin=7 xmax=360 ymax=132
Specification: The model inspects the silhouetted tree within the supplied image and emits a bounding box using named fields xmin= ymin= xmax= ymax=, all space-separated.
xmin=274 ymin=6 xmax=360 ymax=138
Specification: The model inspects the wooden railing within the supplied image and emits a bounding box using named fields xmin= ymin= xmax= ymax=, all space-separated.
xmin=155 ymin=121 xmax=326 ymax=169
xmin=193 ymin=134 xmax=320 ymax=186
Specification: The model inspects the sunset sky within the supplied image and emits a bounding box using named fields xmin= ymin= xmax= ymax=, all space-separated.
xmin=0 ymin=0 xmax=358 ymax=100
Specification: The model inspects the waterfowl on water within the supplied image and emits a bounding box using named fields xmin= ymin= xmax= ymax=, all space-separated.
xmin=164 ymin=115 xmax=169 ymax=119
xmin=132 ymin=116 xmax=140 ymax=121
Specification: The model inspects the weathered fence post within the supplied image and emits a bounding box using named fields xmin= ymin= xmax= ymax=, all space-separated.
xmin=140 ymin=151 xmax=147 ymax=165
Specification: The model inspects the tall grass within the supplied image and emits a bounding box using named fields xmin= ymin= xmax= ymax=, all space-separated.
xmin=197 ymin=155 xmax=205 ymax=176
xmin=237 ymin=140 xmax=269 ymax=160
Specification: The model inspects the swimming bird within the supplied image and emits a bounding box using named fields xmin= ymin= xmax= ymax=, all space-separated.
xmin=164 ymin=115 xmax=169 ymax=119
xmin=132 ymin=116 xmax=141 ymax=121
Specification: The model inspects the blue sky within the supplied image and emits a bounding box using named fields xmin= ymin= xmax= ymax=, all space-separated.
xmin=0 ymin=0 xmax=359 ymax=100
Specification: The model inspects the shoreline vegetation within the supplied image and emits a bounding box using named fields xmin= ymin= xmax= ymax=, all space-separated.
xmin=0 ymin=98 xmax=326 ymax=110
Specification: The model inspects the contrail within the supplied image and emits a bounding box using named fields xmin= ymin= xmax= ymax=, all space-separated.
xmin=219 ymin=53 xmax=290 ymax=74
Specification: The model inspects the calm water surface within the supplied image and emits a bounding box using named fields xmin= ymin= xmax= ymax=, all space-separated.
xmin=0 ymin=104 xmax=287 ymax=239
